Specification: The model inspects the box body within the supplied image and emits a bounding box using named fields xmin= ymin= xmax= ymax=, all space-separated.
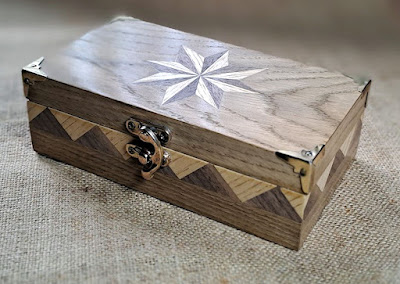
xmin=22 ymin=17 xmax=370 ymax=249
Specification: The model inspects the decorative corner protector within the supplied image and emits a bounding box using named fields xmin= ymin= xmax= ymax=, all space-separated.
xmin=22 ymin=57 xmax=48 ymax=97
xmin=276 ymin=144 xmax=325 ymax=194
xmin=361 ymin=80 xmax=372 ymax=108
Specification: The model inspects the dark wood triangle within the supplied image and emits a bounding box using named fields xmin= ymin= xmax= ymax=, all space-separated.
xmin=245 ymin=187 xmax=302 ymax=222
xmin=181 ymin=164 xmax=241 ymax=202
xmin=158 ymin=166 xmax=178 ymax=178
xmin=29 ymin=108 xmax=71 ymax=139
xmin=75 ymin=126 xmax=123 ymax=158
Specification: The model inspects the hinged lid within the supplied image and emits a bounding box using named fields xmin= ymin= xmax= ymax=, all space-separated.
xmin=22 ymin=17 xmax=369 ymax=194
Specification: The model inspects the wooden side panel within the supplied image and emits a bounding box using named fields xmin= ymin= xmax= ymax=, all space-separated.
xmin=313 ymin=89 xmax=367 ymax=185
xmin=300 ymin=117 xmax=364 ymax=247
xmin=26 ymin=77 xmax=367 ymax=194
xmin=28 ymin=103 xmax=302 ymax=249
xmin=27 ymin=101 xmax=364 ymax=249
xmin=27 ymin=102 xmax=305 ymax=221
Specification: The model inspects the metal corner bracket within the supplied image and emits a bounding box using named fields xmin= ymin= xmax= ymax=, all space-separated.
xmin=276 ymin=144 xmax=325 ymax=194
xmin=22 ymin=57 xmax=48 ymax=97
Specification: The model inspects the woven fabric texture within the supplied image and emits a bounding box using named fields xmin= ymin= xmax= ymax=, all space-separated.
xmin=1 ymin=23 xmax=400 ymax=283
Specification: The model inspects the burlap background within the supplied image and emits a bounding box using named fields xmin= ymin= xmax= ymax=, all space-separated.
xmin=1 ymin=4 xmax=400 ymax=282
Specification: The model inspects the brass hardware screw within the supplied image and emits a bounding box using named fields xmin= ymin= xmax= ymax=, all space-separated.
xmin=303 ymin=150 xmax=313 ymax=157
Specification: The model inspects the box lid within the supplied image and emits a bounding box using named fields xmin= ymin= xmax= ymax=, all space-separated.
xmin=22 ymin=17 xmax=369 ymax=194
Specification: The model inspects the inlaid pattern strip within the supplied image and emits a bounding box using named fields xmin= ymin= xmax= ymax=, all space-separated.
xmin=27 ymin=102 xmax=361 ymax=221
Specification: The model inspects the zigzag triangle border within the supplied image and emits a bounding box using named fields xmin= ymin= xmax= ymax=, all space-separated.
xmin=27 ymin=101 xmax=361 ymax=222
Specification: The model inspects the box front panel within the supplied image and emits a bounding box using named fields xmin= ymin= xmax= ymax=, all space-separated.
xmin=27 ymin=101 xmax=363 ymax=249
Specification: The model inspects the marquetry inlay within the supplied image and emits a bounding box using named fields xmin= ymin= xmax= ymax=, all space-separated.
xmin=27 ymin=101 xmax=362 ymax=222
xmin=167 ymin=149 xmax=208 ymax=179
xmin=215 ymin=166 xmax=276 ymax=202
xmin=280 ymin=188 xmax=310 ymax=219
xmin=50 ymin=109 xmax=94 ymax=141
xmin=135 ymin=46 xmax=266 ymax=108
xmin=27 ymin=101 xmax=46 ymax=122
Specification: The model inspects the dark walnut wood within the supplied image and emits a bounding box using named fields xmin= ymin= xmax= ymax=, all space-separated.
xmin=24 ymin=17 xmax=366 ymax=193
xmin=27 ymin=102 xmax=364 ymax=249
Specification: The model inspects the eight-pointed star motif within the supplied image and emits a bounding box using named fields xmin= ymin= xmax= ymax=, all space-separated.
xmin=135 ymin=46 xmax=266 ymax=108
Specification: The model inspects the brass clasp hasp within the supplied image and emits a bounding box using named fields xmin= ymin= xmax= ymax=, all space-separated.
xmin=125 ymin=118 xmax=171 ymax=180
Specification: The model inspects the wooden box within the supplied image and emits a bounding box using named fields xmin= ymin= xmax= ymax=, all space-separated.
xmin=22 ymin=17 xmax=370 ymax=250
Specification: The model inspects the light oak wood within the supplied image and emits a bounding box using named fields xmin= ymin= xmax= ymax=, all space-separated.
xmin=316 ymin=158 xmax=334 ymax=192
xmin=168 ymin=149 xmax=208 ymax=179
xmin=50 ymin=109 xmax=94 ymax=141
xmin=27 ymin=102 xmax=46 ymax=122
xmin=280 ymin=188 xmax=310 ymax=219
xmin=24 ymin=17 xmax=365 ymax=193
xmin=215 ymin=166 xmax=277 ymax=202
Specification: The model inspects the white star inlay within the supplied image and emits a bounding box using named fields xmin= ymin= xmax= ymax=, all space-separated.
xmin=135 ymin=46 xmax=266 ymax=108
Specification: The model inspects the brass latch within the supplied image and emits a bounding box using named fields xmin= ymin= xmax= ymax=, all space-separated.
xmin=125 ymin=118 xmax=172 ymax=180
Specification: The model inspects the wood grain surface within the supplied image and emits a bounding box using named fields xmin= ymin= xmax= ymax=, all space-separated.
xmin=25 ymin=17 xmax=364 ymax=192
xmin=30 ymin=127 xmax=303 ymax=250
xmin=27 ymin=101 xmax=364 ymax=249
xmin=301 ymin=118 xmax=363 ymax=243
